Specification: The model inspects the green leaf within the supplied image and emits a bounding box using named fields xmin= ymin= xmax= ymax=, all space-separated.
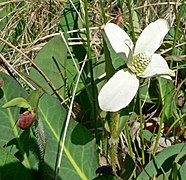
xmin=172 ymin=162 xmax=180 ymax=180
xmin=137 ymin=143 xmax=186 ymax=180
xmin=29 ymin=35 xmax=83 ymax=99
xmin=103 ymin=39 xmax=115 ymax=80
xmin=143 ymin=129 xmax=153 ymax=142
xmin=0 ymin=147 xmax=33 ymax=180
xmin=0 ymin=2 xmax=12 ymax=38
xmin=59 ymin=0 xmax=87 ymax=76
xmin=117 ymin=110 xmax=129 ymax=138
xmin=103 ymin=37 xmax=124 ymax=79
xmin=93 ymin=54 xmax=105 ymax=80
xmin=5 ymin=130 xmax=41 ymax=172
xmin=26 ymin=90 xmax=40 ymax=111
xmin=0 ymin=72 xmax=40 ymax=173
xmin=59 ymin=0 xmax=80 ymax=33
xmin=121 ymin=154 xmax=136 ymax=180
xmin=158 ymin=77 xmax=178 ymax=121
xmin=179 ymin=160 xmax=186 ymax=180
xmin=38 ymin=94 xmax=99 ymax=179
xmin=181 ymin=101 xmax=186 ymax=114
xmin=139 ymin=78 xmax=159 ymax=103
xmin=174 ymin=148 xmax=186 ymax=163
xmin=132 ymin=10 xmax=140 ymax=36
xmin=0 ymin=72 xmax=27 ymax=147
xmin=174 ymin=148 xmax=186 ymax=179
xmin=29 ymin=35 xmax=67 ymax=97
xmin=2 ymin=97 xmax=32 ymax=110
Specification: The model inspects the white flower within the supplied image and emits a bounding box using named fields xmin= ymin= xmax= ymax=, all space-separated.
xmin=98 ymin=19 xmax=175 ymax=112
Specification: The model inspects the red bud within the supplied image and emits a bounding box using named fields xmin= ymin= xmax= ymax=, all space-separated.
xmin=116 ymin=8 xmax=123 ymax=28
xmin=17 ymin=111 xmax=35 ymax=130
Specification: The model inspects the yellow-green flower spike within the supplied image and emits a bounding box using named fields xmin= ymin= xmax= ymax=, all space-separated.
xmin=131 ymin=53 xmax=151 ymax=74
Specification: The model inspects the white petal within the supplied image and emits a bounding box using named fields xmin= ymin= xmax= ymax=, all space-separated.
xmin=98 ymin=69 xmax=139 ymax=112
xmin=160 ymin=75 xmax=172 ymax=80
xmin=135 ymin=19 xmax=169 ymax=54
xmin=104 ymin=23 xmax=133 ymax=58
xmin=138 ymin=54 xmax=175 ymax=78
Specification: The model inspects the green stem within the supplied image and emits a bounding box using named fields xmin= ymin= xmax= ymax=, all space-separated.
xmin=110 ymin=112 xmax=120 ymax=142
xmin=127 ymin=0 xmax=136 ymax=43
xmin=153 ymin=80 xmax=169 ymax=155
xmin=125 ymin=122 xmax=136 ymax=178
xmin=110 ymin=112 xmax=120 ymax=175
xmin=138 ymin=90 xmax=145 ymax=165
xmin=118 ymin=0 xmax=123 ymax=10
xmin=99 ymin=0 xmax=107 ymax=24
xmin=170 ymin=3 xmax=184 ymax=68
xmin=153 ymin=108 xmax=165 ymax=155
xmin=110 ymin=141 xmax=117 ymax=175
xmin=84 ymin=0 xmax=98 ymax=142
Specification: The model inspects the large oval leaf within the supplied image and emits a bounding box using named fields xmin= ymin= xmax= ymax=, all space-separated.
xmin=38 ymin=94 xmax=99 ymax=179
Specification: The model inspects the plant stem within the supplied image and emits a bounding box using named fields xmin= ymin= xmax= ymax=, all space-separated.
xmin=170 ymin=2 xmax=184 ymax=68
xmin=84 ymin=0 xmax=98 ymax=142
xmin=110 ymin=141 xmax=117 ymax=175
xmin=125 ymin=122 xmax=136 ymax=178
xmin=99 ymin=0 xmax=107 ymax=24
xmin=110 ymin=112 xmax=120 ymax=175
xmin=110 ymin=112 xmax=120 ymax=141
xmin=153 ymin=80 xmax=169 ymax=155
xmin=138 ymin=90 xmax=145 ymax=165
xmin=127 ymin=0 xmax=136 ymax=43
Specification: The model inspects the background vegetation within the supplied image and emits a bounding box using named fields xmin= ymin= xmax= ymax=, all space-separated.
xmin=0 ymin=0 xmax=185 ymax=179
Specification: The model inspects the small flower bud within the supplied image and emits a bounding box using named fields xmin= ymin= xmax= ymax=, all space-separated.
xmin=0 ymin=78 xmax=4 ymax=88
xmin=17 ymin=111 xmax=36 ymax=130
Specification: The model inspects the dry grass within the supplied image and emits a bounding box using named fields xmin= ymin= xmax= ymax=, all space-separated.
xmin=0 ymin=0 xmax=65 ymax=71
xmin=1 ymin=1 xmax=185 ymax=66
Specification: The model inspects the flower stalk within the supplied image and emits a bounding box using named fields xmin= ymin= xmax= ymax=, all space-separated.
xmin=110 ymin=140 xmax=117 ymax=176
xmin=109 ymin=112 xmax=120 ymax=176
xmin=110 ymin=112 xmax=120 ymax=142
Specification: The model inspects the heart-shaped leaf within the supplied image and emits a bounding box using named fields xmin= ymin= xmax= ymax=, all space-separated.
xmin=38 ymin=94 xmax=99 ymax=179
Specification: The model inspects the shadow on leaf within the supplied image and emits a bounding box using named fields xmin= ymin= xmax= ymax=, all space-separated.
xmin=71 ymin=124 xmax=94 ymax=145
xmin=0 ymin=88 xmax=4 ymax=99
